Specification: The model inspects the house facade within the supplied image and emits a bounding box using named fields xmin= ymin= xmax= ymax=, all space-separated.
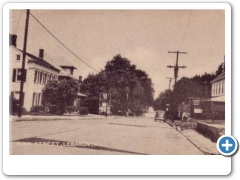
xmin=10 ymin=34 xmax=85 ymax=113
xmin=211 ymin=72 xmax=225 ymax=98
xmin=10 ymin=35 xmax=60 ymax=111
xmin=209 ymin=72 xmax=225 ymax=120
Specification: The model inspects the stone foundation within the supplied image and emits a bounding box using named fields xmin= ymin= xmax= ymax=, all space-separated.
xmin=196 ymin=121 xmax=225 ymax=142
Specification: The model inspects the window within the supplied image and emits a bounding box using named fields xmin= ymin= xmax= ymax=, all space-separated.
xmin=46 ymin=74 xmax=49 ymax=83
xmin=32 ymin=93 xmax=42 ymax=106
xmin=42 ymin=73 xmax=45 ymax=84
xmin=40 ymin=72 xmax=43 ymax=84
xmin=219 ymin=82 xmax=221 ymax=94
xmin=37 ymin=71 xmax=40 ymax=83
xmin=32 ymin=93 xmax=35 ymax=106
xmin=16 ymin=54 xmax=21 ymax=60
xmin=12 ymin=68 xmax=27 ymax=82
xmin=16 ymin=69 xmax=22 ymax=81
xmin=44 ymin=73 xmax=47 ymax=84
xmin=34 ymin=70 xmax=37 ymax=83
xmin=14 ymin=92 xmax=20 ymax=100
xmin=222 ymin=81 xmax=224 ymax=94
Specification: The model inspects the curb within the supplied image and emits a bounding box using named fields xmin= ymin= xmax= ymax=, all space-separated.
xmin=10 ymin=115 xmax=130 ymax=122
xmin=165 ymin=120 xmax=219 ymax=155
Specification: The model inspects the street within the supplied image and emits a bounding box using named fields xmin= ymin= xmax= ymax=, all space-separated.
xmin=10 ymin=116 xmax=203 ymax=155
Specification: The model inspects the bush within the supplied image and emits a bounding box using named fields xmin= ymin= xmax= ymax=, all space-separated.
xmin=30 ymin=105 xmax=43 ymax=113
xmin=46 ymin=103 xmax=59 ymax=114
xmin=43 ymin=79 xmax=78 ymax=115
xmin=21 ymin=107 xmax=28 ymax=115
xmin=79 ymin=107 xmax=89 ymax=115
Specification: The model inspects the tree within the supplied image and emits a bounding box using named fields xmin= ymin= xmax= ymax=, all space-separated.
xmin=153 ymin=89 xmax=173 ymax=111
xmin=215 ymin=62 xmax=224 ymax=76
xmin=81 ymin=54 xmax=154 ymax=115
xmin=43 ymin=79 xmax=78 ymax=115
xmin=154 ymin=62 xmax=225 ymax=113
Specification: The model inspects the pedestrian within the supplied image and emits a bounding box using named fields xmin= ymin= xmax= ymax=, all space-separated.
xmin=165 ymin=107 xmax=169 ymax=120
xmin=181 ymin=111 xmax=188 ymax=122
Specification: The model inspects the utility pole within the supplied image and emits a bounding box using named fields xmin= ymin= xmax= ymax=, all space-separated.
xmin=166 ymin=77 xmax=174 ymax=90
xmin=18 ymin=9 xmax=30 ymax=117
xmin=167 ymin=50 xmax=187 ymax=84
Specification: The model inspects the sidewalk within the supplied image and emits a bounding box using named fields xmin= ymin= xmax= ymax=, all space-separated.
xmin=10 ymin=112 xmax=157 ymax=122
xmin=10 ymin=113 xmax=121 ymax=122
xmin=165 ymin=120 xmax=220 ymax=155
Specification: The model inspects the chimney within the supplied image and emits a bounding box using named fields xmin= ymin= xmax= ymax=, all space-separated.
xmin=79 ymin=76 xmax=82 ymax=82
xmin=39 ymin=49 xmax=44 ymax=59
xmin=9 ymin=34 xmax=17 ymax=47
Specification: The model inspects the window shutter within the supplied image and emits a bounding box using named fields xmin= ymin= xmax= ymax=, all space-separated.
xmin=38 ymin=93 xmax=41 ymax=105
xmin=12 ymin=69 xmax=16 ymax=82
xmin=32 ymin=93 xmax=35 ymax=106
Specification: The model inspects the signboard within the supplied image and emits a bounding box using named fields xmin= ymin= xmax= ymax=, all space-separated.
xmin=193 ymin=99 xmax=201 ymax=106
xmin=102 ymin=102 xmax=107 ymax=107
xmin=194 ymin=108 xmax=203 ymax=113
xmin=102 ymin=93 xmax=108 ymax=100
xmin=100 ymin=93 xmax=111 ymax=101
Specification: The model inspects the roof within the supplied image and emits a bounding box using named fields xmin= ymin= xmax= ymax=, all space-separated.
xmin=55 ymin=56 xmax=77 ymax=69
xmin=14 ymin=46 xmax=79 ymax=80
xmin=43 ymin=54 xmax=78 ymax=79
xmin=18 ymin=49 xmax=60 ymax=73
xmin=211 ymin=72 xmax=225 ymax=83
xmin=58 ymin=73 xmax=78 ymax=80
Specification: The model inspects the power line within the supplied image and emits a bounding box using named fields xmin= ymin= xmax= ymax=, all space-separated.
xmin=180 ymin=10 xmax=192 ymax=48
xmin=29 ymin=12 xmax=99 ymax=73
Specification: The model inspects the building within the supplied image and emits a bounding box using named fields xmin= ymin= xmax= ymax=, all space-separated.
xmin=211 ymin=72 xmax=225 ymax=100
xmin=10 ymin=34 xmax=86 ymax=113
xmin=10 ymin=34 xmax=61 ymax=111
xmin=201 ymin=71 xmax=225 ymax=120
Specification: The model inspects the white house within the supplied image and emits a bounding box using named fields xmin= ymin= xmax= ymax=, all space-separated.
xmin=208 ymin=71 xmax=225 ymax=120
xmin=10 ymin=34 xmax=85 ymax=113
xmin=211 ymin=72 xmax=225 ymax=101
xmin=10 ymin=34 xmax=60 ymax=111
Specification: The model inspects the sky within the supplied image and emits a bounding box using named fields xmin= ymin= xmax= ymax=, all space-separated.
xmin=9 ymin=9 xmax=225 ymax=98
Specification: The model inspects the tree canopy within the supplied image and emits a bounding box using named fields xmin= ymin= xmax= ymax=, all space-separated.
xmin=81 ymin=54 xmax=154 ymax=114
xmin=153 ymin=62 xmax=224 ymax=111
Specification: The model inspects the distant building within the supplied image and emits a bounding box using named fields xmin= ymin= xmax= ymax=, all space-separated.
xmin=207 ymin=71 xmax=225 ymax=120
xmin=211 ymin=72 xmax=225 ymax=100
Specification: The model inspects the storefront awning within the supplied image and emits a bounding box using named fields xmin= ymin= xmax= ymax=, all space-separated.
xmin=206 ymin=96 xmax=225 ymax=102
xmin=77 ymin=92 xmax=87 ymax=97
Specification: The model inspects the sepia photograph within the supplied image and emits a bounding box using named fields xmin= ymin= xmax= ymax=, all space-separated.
xmin=9 ymin=7 xmax=225 ymax=156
